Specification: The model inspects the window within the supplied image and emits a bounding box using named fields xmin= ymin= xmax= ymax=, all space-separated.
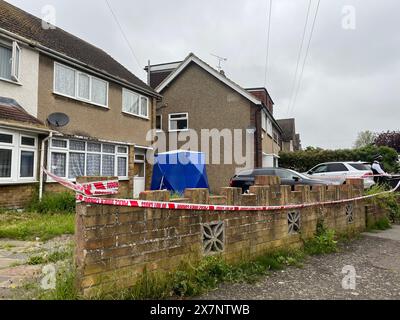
xmin=0 ymin=149 xmax=12 ymax=178
xmin=349 ymin=163 xmax=370 ymax=171
xmin=122 ymin=89 xmax=149 ymax=118
xmin=54 ymin=62 xmax=109 ymax=107
xmin=261 ymin=112 xmax=267 ymax=132
xmin=0 ymin=130 xmax=37 ymax=182
xmin=49 ymin=138 xmax=128 ymax=180
xmin=312 ymin=165 xmax=328 ymax=174
xmin=78 ymin=73 xmax=90 ymax=100
xmin=267 ymin=118 xmax=273 ymax=137
xmin=169 ymin=113 xmax=188 ymax=132
xmin=0 ymin=41 xmax=20 ymax=82
xmin=273 ymin=131 xmax=279 ymax=143
xmin=327 ymin=163 xmax=349 ymax=172
xmin=156 ymin=115 xmax=162 ymax=131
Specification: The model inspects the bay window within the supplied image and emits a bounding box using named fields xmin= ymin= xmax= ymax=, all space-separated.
xmin=54 ymin=62 xmax=109 ymax=107
xmin=49 ymin=138 xmax=129 ymax=180
xmin=0 ymin=129 xmax=37 ymax=183
xmin=122 ymin=88 xmax=149 ymax=118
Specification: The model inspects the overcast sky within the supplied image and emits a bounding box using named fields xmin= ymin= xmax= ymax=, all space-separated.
xmin=7 ymin=0 xmax=400 ymax=149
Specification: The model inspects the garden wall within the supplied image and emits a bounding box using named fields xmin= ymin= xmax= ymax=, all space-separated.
xmin=75 ymin=177 xmax=386 ymax=296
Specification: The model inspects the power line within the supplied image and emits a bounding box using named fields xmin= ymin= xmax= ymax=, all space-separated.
xmin=286 ymin=0 xmax=312 ymax=116
xmin=289 ymin=0 xmax=321 ymax=116
xmin=104 ymin=0 xmax=142 ymax=72
xmin=263 ymin=0 xmax=273 ymax=87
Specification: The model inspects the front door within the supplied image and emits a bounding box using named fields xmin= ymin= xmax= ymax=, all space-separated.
xmin=133 ymin=152 xmax=146 ymax=198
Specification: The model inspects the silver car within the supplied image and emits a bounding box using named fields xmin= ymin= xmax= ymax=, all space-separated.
xmin=305 ymin=162 xmax=375 ymax=189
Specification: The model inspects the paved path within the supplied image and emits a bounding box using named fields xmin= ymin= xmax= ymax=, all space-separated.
xmin=199 ymin=226 xmax=400 ymax=300
xmin=0 ymin=236 xmax=73 ymax=300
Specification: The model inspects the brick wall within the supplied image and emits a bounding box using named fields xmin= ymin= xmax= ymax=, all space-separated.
xmin=75 ymin=177 xmax=386 ymax=296
xmin=0 ymin=183 xmax=38 ymax=209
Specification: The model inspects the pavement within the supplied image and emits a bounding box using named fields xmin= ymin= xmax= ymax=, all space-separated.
xmin=198 ymin=226 xmax=400 ymax=300
xmin=0 ymin=236 xmax=73 ymax=300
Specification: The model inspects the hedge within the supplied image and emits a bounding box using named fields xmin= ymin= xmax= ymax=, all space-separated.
xmin=279 ymin=145 xmax=399 ymax=173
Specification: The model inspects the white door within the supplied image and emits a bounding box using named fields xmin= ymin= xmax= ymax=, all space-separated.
xmin=133 ymin=153 xmax=146 ymax=198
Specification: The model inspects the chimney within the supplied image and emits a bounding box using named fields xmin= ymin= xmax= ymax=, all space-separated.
xmin=144 ymin=61 xmax=182 ymax=89
xmin=246 ymin=88 xmax=274 ymax=114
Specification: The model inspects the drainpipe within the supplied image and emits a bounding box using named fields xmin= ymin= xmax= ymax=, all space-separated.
xmin=39 ymin=132 xmax=53 ymax=201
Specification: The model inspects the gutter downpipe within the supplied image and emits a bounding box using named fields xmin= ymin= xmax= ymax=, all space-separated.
xmin=39 ymin=132 xmax=53 ymax=201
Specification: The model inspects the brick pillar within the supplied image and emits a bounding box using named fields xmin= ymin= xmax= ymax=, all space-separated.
xmin=184 ymin=189 xmax=209 ymax=204
xmin=220 ymin=187 xmax=241 ymax=205
xmin=139 ymin=190 xmax=170 ymax=202
xmin=254 ymin=175 xmax=281 ymax=186
xmin=249 ymin=185 xmax=270 ymax=205
xmin=294 ymin=185 xmax=311 ymax=203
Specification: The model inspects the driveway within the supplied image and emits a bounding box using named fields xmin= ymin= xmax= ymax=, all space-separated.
xmin=199 ymin=225 xmax=400 ymax=300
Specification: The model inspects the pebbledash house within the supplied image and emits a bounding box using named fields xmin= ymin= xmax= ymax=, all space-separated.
xmin=0 ymin=1 xmax=161 ymax=208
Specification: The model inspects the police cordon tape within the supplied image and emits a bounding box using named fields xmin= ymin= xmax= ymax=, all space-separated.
xmin=42 ymin=168 xmax=400 ymax=212
xmin=44 ymin=168 xmax=119 ymax=196
xmin=75 ymin=180 xmax=400 ymax=212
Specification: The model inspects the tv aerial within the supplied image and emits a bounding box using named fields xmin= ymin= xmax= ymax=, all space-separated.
xmin=210 ymin=53 xmax=227 ymax=72
xmin=47 ymin=112 xmax=70 ymax=127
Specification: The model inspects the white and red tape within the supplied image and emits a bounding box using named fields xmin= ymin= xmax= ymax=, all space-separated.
xmin=43 ymin=168 xmax=400 ymax=212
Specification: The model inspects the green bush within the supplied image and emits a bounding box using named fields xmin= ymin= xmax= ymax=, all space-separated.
xmin=279 ymin=145 xmax=399 ymax=173
xmin=366 ymin=185 xmax=400 ymax=223
xmin=27 ymin=192 xmax=75 ymax=214
xmin=304 ymin=221 xmax=338 ymax=255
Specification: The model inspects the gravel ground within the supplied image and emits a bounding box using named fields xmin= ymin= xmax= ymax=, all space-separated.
xmin=199 ymin=227 xmax=400 ymax=300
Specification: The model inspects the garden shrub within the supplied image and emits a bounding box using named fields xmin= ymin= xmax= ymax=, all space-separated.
xmin=27 ymin=191 xmax=75 ymax=214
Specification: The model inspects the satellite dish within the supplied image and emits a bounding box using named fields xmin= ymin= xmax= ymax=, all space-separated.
xmin=47 ymin=113 xmax=70 ymax=127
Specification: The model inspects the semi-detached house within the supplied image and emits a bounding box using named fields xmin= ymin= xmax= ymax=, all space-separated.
xmin=0 ymin=1 xmax=160 ymax=208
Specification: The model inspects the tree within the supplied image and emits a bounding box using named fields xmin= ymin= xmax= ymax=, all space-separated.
xmin=353 ymin=130 xmax=376 ymax=148
xmin=375 ymin=131 xmax=400 ymax=153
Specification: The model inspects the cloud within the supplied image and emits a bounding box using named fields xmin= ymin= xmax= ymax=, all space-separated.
xmin=7 ymin=0 xmax=400 ymax=149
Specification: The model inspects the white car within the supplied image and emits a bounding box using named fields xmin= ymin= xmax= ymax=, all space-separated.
xmin=305 ymin=162 xmax=375 ymax=189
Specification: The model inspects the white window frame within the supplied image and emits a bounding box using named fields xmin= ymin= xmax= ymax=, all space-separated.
xmin=0 ymin=129 xmax=37 ymax=183
xmin=261 ymin=112 xmax=267 ymax=132
xmin=0 ymin=40 xmax=21 ymax=84
xmin=53 ymin=62 xmax=109 ymax=108
xmin=168 ymin=113 xmax=189 ymax=132
xmin=48 ymin=138 xmax=129 ymax=181
xmin=122 ymin=88 xmax=149 ymax=119
xmin=156 ymin=114 xmax=163 ymax=132
xmin=11 ymin=41 xmax=21 ymax=82
xmin=267 ymin=117 xmax=273 ymax=137
xmin=18 ymin=134 xmax=37 ymax=181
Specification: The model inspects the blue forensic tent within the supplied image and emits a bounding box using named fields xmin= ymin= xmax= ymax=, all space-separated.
xmin=151 ymin=151 xmax=209 ymax=193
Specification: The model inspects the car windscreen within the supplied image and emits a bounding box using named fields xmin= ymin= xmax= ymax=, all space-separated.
xmin=237 ymin=170 xmax=254 ymax=176
xmin=349 ymin=163 xmax=370 ymax=171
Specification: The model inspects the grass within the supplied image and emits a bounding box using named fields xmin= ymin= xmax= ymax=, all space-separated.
xmin=40 ymin=249 xmax=305 ymax=301
xmin=367 ymin=217 xmax=392 ymax=232
xmin=0 ymin=211 xmax=74 ymax=241
xmin=365 ymin=184 xmax=400 ymax=223
xmin=27 ymin=248 xmax=73 ymax=266
xmin=27 ymin=191 xmax=75 ymax=214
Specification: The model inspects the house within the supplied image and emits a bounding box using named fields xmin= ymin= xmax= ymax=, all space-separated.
xmin=145 ymin=53 xmax=283 ymax=192
xmin=276 ymin=118 xmax=302 ymax=152
xmin=0 ymin=1 xmax=160 ymax=208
